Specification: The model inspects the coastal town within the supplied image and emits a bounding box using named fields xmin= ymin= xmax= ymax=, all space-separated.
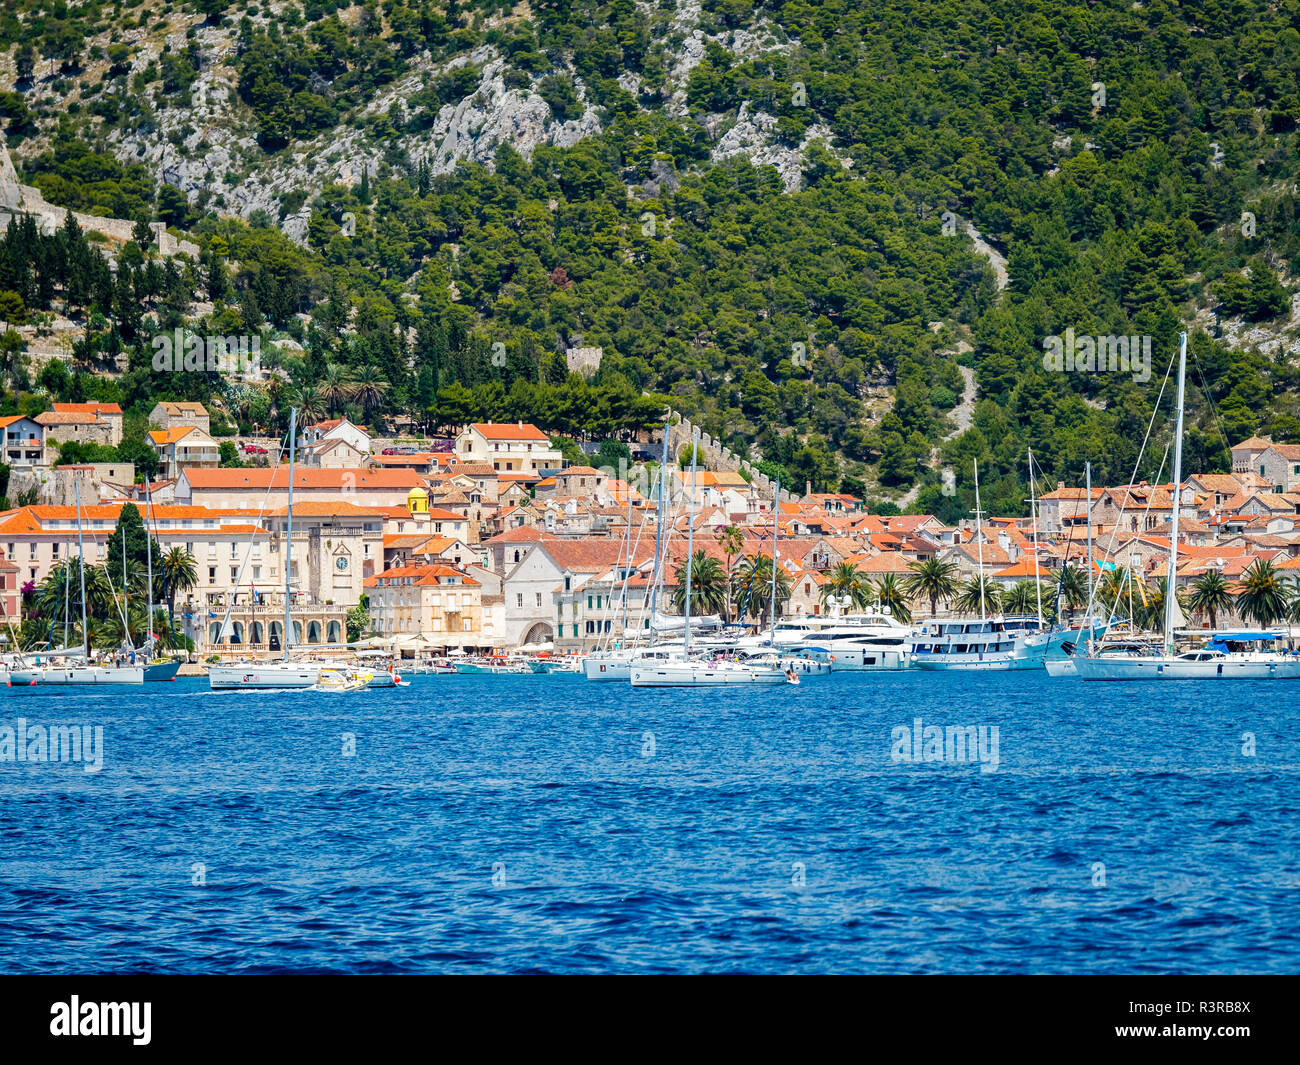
xmin=2 ymin=402 xmax=1298 ymax=664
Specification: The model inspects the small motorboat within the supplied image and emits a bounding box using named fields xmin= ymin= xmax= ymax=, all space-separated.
xmin=785 ymin=669 xmax=800 ymax=685
xmin=313 ymin=668 xmax=374 ymax=692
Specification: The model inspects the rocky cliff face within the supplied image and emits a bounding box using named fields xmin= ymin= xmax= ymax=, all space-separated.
xmin=15 ymin=0 xmax=830 ymax=249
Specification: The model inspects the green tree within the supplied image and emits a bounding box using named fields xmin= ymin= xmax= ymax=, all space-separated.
xmin=955 ymin=576 xmax=1000 ymax=617
xmin=1236 ymin=559 xmax=1287 ymax=626
xmin=346 ymin=598 xmax=372 ymax=642
xmin=159 ymin=546 xmax=198 ymax=639
xmin=874 ymin=573 xmax=913 ymax=623
xmin=821 ymin=561 xmax=872 ymax=611
xmin=730 ymin=552 xmax=791 ymax=624
xmin=1188 ymin=570 xmax=1233 ymax=629
xmin=903 ymin=558 xmax=960 ymax=617
xmin=671 ymin=549 xmax=727 ymax=617
xmin=716 ymin=524 xmax=745 ymax=622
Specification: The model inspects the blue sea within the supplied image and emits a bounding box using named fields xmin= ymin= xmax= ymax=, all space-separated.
xmin=0 ymin=673 xmax=1296 ymax=974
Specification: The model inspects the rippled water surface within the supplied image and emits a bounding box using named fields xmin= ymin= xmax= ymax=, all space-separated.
xmin=1 ymin=673 xmax=1296 ymax=973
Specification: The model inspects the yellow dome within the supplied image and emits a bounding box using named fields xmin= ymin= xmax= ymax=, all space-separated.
xmin=407 ymin=485 xmax=430 ymax=513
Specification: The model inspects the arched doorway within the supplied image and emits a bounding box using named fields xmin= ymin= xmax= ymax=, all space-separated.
xmin=307 ymin=620 xmax=322 ymax=644
xmin=521 ymin=622 xmax=554 ymax=646
xmin=327 ymin=620 xmax=341 ymax=643
xmin=269 ymin=621 xmax=282 ymax=651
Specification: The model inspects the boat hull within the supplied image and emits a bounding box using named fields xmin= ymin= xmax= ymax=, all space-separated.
xmin=912 ymin=650 xmax=1046 ymax=671
xmin=143 ymin=659 xmax=182 ymax=682
xmin=209 ymin=664 xmax=318 ymax=689
xmin=583 ymin=657 xmax=632 ymax=681
xmin=630 ymin=663 xmax=789 ymax=687
xmin=1072 ymin=655 xmax=1300 ymax=680
xmin=10 ymin=666 xmax=144 ymax=685
xmin=818 ymin=647 xmax=911 ymax=671
xmin=1044 ymin=658 xmax=1077 ymax=677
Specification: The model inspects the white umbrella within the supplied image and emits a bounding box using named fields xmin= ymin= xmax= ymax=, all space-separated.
xmin=352 ymin=635 xmax=394 ymax=649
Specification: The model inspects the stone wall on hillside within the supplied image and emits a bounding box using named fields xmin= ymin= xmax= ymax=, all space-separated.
xmin=1 ymin=134 xmax=199 ymax=258
xmin=663 ymin=408 xmax=795 ymax=501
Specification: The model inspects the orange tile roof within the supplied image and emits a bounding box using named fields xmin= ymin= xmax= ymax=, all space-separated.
xmin=470 ymin=422 xmax=550 ymax=441
xmin=365 ymin=563 xmax=481 ymax=587
xmin=182 ymin=468 xmax=425 ymax=489
xmin=269 ymin=501 xmax=388 ymax=517
xmin=148 ymin=426 xmax=203 ymax=445
xmin=53 ymin=402 xmax=122 ymax=415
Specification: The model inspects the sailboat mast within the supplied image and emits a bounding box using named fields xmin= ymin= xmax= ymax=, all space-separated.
xmin=620 ymin=488 xmax=631 ymax=642
xmin=1028 ymin=447 xmax=1042 ymax=626
xmin=1163 ymin=332 xmax=1188 ymax=656
xmin=769 ymin=475 xmax=779 ymax=644
xmin=284 ymin=407 xmax=297 ymax=663
xmin=122 ymin=527 xmax=128 ymax=644
xmin=648 ymin=431 xmax=668 ymax=647
xmin=973 ymin=459 xmax=986 ymax=623
xmin=1085 ymin=460 xmax=1094 ymax=623
xmin=145 ymin=479 xmax=155 ymax=648
xmin=63 ymin=537 xmax=70 ymax=650
xmin=682 ymin=429 xmax=698 ymax=656
xmin=75 ymin=481 xmax=88 ymax=661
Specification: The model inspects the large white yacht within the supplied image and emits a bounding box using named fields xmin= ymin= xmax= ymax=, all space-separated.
xmin=785 ymin=612 xmax=914 ymax=671
xmin=910 ymin=615 xmax=1050 ymax=671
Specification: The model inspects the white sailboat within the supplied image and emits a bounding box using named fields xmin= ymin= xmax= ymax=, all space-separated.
xmin=1073 ymin=332 xmax=1300 ymax=680
xmin=209 ymin=408 xmax=357 ymax=690
xmin=10 ymin=482 xmax=146 ymax=684
xmin=584 ymin=432 xmax=675 ymax=681
xmin=141 ymin=477 xmax=181 ymax=681
xmin=631 ymin=435 xmax=787 ymax=687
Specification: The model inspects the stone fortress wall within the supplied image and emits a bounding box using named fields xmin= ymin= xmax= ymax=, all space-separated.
xmin=0 ymin=133 xmax=199 ymax=258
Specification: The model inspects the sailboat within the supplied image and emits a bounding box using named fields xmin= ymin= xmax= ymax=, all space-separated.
xmin=1072 ymin=332 xmax=1300 ymax=680
xmin=9 ymin=482 xmax=151 ymax=684
xmin=209 ymin=408 xmax=355 ymax=690
xmin=910 ymin=459 xmax=1050 ymax=670
xmin=583 ymin=432 xmax=688 ymax=680
xmin=140 ymin=478 xmax=182 ymax=681
xmin=630 ymin=433 xmax=787 ymax=687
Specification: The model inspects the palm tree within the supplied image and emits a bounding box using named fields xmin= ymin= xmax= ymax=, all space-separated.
xmin=1001 ymin=580 xmax=1042 ymax=616
xmin=351 ymin=364 xmax=390 ymax=421
xmin=1188 ymin=570 xmax=1233 ymax=629
xmin=955 ymin=575 xmax=1000 ymax=617
xmin=1055 ymin=564 xmax=1088 ymax=624
xmin=1141 ymin=577 xmax=1172 ymax=632
xmin=1097 ymin=567 xmax=1133 ymax=621
xmin=80 ymin=563 xmax=114 ymax=619
xmin=730 ymin=553 xmax=791 ymax=624
xmin=292 ymin=385 xmax=326 ymax=423
xmin=821 ymin=561 xmax=872 ymax=611
xmin=874 ymin=573 xmax=912 ymax=623
xmin=672 ymin=550 xmax=727 ymax=617
xmin=318 ymin=362 xmax=355 ymax=415
xmin=717 ymin=524 xmax=745 ymax=622
xmin=903 ymin=558 xmax=959 ymax=617
xmin=160 ymin=546 xmax=198 ymax=638
xmin=1236 ymin=558 xmax=1287 ymax=626
xmin=34 ymin=560 xmax=76 ymax=621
